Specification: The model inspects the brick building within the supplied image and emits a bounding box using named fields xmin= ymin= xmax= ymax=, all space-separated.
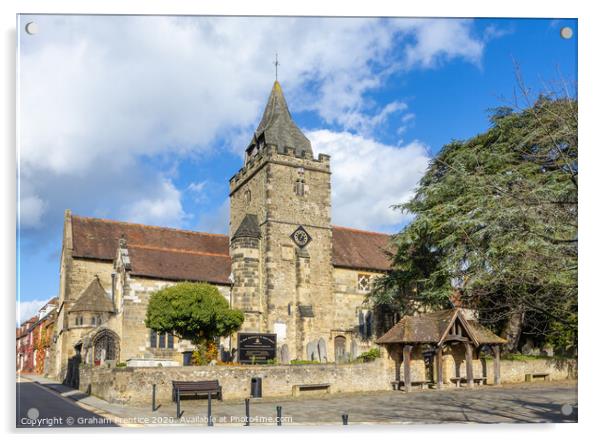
xmin=16 ymin=298 xmax=57 ymax=374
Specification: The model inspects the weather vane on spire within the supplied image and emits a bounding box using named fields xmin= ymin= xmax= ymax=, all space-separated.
xmin=274 ymin=52 xmax=279 ymax=81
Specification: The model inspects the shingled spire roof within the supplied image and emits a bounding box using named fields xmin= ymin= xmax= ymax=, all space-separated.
xmin=70 ymin=276 xmax=115 ymax=313
xmin=247 ymin=81 xmax=312 ymax=157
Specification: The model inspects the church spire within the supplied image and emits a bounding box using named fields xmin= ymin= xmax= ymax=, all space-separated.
xmin=246 ymin=81 xmax=312 ymax=160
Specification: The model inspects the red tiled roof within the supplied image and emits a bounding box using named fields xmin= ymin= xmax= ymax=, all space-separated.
xmin=128 ymin=245 xmax=231 ymax=285
xmin=71 ymin=216 xmax=229 ymax=260
xmin=332 ymin=226 xmax=392 ymax=271
xmin=69 ymin=216 xmax=392 ymax=282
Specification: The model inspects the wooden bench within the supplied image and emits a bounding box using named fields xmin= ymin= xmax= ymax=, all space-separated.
xmin=450 ymin=377 xmax=487 ymax=387
xmin=391 ymin=380 xmax=430 ymax=390
xmin=172 ymin=380 xmax=223 ymax=401
xmin=525 ymin=373 xmax=550 ymax=382
xmin=292 ymin=383 xmax=331 ymax=397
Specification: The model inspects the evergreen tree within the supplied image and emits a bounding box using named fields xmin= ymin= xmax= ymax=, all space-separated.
xmin=372 ymin=96 xmax=577 ymax=353
xmin=145 ymin=282 xmax=244 ymax=363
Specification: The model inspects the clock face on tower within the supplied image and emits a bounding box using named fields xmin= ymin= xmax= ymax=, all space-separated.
xmin=291 ymin=226 xmax=312 ymax=248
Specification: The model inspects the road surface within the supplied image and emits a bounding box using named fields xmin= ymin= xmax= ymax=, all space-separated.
xmin=16 ymin=379 xmax=117 ymax=428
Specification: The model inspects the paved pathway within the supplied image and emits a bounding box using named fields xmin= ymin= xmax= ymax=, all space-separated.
xmin=19 ymin=374 xmax=577 ymax=426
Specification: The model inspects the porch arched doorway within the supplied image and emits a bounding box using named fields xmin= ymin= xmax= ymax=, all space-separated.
xmin=92 ymin=329 xmax=120 ymax=366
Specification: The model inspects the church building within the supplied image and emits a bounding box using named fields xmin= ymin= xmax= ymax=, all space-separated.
xmin=50 ymin=81 xmax=393 ymax=378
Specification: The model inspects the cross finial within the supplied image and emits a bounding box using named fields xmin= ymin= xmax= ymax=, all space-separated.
xmin=274 ymin=52 xmax=279 ymax=81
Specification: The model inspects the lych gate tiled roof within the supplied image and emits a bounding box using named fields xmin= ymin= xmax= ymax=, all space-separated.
xmin=70 ymin=277 xmax=114 ymax=313
xmin=466 ymin=320 xmax=507 ymax=345
xmin=332 ymin=226 xmax=392 ymax=272
xmin=128 ymin=245 xmax=232 ymax=285
xmin=70 ymin=216 xmax=393 ymax=282
xmin=375 ymin=309 xmax=506 ymax=346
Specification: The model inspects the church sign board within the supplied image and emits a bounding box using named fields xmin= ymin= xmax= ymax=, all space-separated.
xmin=237 ymin=333 xmax=277 ymax=364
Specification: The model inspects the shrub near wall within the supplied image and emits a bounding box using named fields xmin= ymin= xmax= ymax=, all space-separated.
xmin=79 ymin=359 xmax=390 ymax=405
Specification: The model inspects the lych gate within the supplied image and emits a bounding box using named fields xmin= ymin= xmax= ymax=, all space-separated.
xmin=376 ymin=308 xmax=506 ymax=392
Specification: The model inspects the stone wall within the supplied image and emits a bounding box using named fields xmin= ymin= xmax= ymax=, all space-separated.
xmin=332 ymin=267 xmax=383 ymax=357
xmin=78 ymin=355 xmax=576 ymax=405
xmin=484 ymin=358 xmax=577 ymax=383
xmin=79 ymin=358 xmax=389 ymax=405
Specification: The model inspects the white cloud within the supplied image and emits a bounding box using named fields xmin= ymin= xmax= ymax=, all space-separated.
xmin=123 ymin=179 xmax=187 ymax=227
xmin=401 ymin=19 xmax=484 ymax=69
xmin=17 ymin=16 xmax=490 ymax=234
xmin=17 ymin=298 xmax=50 ymax=325
xmin=187 ymin=181 xmax=206 ymax=193
xmin=307 ymin=130 xmax=431 ymax=232
xmin=337 ymin=100 xmax=409 ymax=136
xmin=19 ymin=194 xmax=47 ymax=228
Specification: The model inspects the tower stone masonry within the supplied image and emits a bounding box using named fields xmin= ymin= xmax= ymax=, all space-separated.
xmin=229 ymin=81 xmax=334 ymax=360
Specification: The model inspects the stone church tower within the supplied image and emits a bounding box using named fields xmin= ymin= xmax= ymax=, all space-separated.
xmin=229 ymin=81 xmax=333 ymax=360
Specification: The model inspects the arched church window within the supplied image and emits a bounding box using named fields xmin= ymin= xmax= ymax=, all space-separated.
xmin=244 ymin=189 xmax=251 ymax=203
xmin=93 ymin=330 xmax=119 ymax=365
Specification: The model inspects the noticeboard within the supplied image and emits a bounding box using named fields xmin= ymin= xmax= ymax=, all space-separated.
xmin=237 ymin=333 xmax=277 ymax=364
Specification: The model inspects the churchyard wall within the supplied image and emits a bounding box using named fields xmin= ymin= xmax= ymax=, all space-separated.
xmin=79 ymin=358 xmax=390 ymax=404
xmin=78 ymin=356 xmax=576 ymax=405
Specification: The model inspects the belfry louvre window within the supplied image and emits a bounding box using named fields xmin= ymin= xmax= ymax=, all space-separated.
xmin=357 ymin=274 xmax=372 ymax=292
xmin=295 ymin=179 xmax=305 ymax=196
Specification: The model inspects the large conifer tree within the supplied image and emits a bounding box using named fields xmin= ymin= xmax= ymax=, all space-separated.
xmin=372 ymin=96 xmax=577 ymax=353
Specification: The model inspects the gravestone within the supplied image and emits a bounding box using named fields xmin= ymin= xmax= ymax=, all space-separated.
xmin=306 ymin=340 xmax=318 ymax=361
xmin=317 ymin=338 xmax=327 ymax=362
xmin=280 ymin=344 xmax=290 ymax=364
xmin=350 ymin=340 xmax=358 ymax=360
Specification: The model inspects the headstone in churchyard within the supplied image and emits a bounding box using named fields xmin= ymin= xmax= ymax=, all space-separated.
xmin=350 ymin=340 xmax=358 ymax=360
xmin=280 ymin=344 xmax=290 ymax=364
xmin=317 ymin=338 xmax=327 ymax=362
xmin=541 ymin=345 xmax=554 ymax=357
xmin=306 ymin=340 xmax=317 ymax=361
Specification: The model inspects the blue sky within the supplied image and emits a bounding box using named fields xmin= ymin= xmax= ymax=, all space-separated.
xmin=16 ymin=16 xmax=577 ymax=322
